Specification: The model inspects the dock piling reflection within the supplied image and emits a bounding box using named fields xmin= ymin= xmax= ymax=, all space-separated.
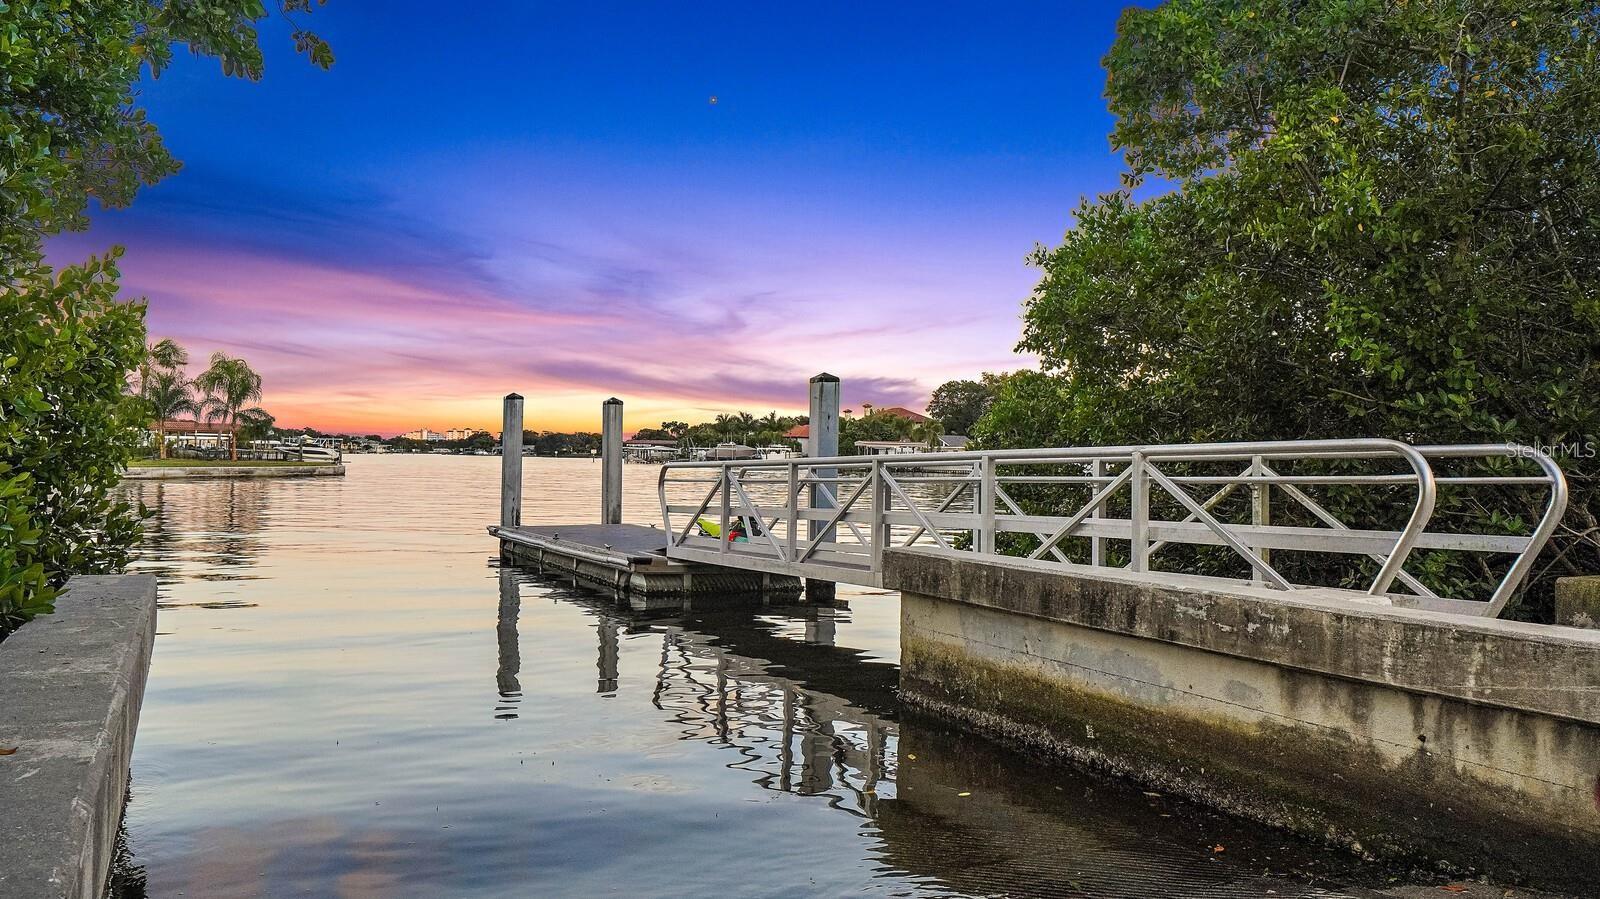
xmin=495 ymin=568 xmax=522 ymax=718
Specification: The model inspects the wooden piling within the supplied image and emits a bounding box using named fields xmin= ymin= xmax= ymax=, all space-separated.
xmin=601 ymin=397 xmax=623 ymax=525
xmin=501 ymin=393 xmax=524 ymax=529
xmin=806 ymin=374 xmax=840 ymax=602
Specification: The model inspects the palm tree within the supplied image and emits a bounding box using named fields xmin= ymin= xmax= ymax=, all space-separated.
xmin=142 ymin=369 xmax=198 ymax=459
xmin=148 ymin=338 xmax=188 ymax=372
xmin=136 ymin=337 xmax=189 ymax=393
xmin=235 ymin=407 xmax=276 ymax=445
xmin=733 ymin=411 xmax=757 ymax=443
xmin=195 ymin=352 xmax=263 ymax=461
xmin=911 ymin=419 xmax=945 ymax=451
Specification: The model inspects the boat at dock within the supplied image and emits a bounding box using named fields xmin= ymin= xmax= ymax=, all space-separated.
xmin=702 ymin=442 xmax=758 ymax=461
xmin=249 ymin=439 xmax=342 ymax=462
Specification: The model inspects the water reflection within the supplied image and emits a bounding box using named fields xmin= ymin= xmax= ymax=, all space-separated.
xmin=597 ymin=616 xmax=620 ymax=694
xmin=505 ymin=568 xmax=1389 ymax=898
xmin=494 ymin=569 xmax=521 ymax=719
xmin=121 ymin=478 xmax=273 ymax=584
xmin=110 ymin=457 xmax=1505 ymax=898
xmin=652 ymin=618 xmax=892 ymax=809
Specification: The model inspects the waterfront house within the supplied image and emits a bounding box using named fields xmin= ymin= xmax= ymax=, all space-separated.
xmin=147 ymin=419 xmax=238 ymax=457
xmin=873 ymin=406 xmax=932 ymax=424
xmin=784 ymin=424 xmax=811 ymax=456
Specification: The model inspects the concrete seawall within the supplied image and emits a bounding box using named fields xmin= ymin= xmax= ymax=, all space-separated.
xmin=0 ymin=576 xmax=159 ymax=899
xmin=884 ymin=548 xmax=1600 ymax=890
xmin=123 ymin=463 xmax=345 ymax=480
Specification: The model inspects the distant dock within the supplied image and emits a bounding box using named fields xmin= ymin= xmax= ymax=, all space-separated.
xmin=123 ymin=462 xmax=345 ymax=480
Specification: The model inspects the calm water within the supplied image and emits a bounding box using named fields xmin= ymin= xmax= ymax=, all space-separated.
xmin=109 ymin=455 xmax=1469 ymax=898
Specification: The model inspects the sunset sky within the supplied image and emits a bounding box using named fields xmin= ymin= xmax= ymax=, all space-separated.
xmin=49 ymin=3 xmax=1140 ymax=436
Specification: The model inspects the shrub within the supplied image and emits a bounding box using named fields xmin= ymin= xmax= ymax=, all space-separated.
xmin=0 ymin=254 xmax=148 ymax=633
xmin=978 ymin=0 xmax=1600 ymax=617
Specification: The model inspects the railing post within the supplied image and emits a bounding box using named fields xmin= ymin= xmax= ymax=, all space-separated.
xmin=1129 ymin=451 xmax=1149 ymax=572
xmin=978 ymin=454 xmax=997 ymax=555
xmin=601 ymin=397 xmax=623 ymax=525
xmin=870 ymin=459 xmax=887 ymax=570
xmin=1090 ymin=458 xmax=1107 ymax=566
xmin=1250 ymin=453 xmax=1270 ymax=585
xmin=719 ymin=465 xmax=731 ymax=554
xmin=500 ymin=393 xmax=524 ymax=530
xmin=787 ymin=462 xmax=800 ymax=563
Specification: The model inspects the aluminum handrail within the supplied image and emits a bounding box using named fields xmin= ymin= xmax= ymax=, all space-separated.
xmin=657 ymin=440 xmax=1566 ymax=614
xmin=1420 ymin=444 xmax=1569 ymax=616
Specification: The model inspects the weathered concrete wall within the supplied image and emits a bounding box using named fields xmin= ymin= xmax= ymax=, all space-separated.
xmin=885 ymin=548 xmax=1600 ymax=891
xmin=0 ymin=575 xmax=158 ymax=899
xmin=1555 ymin=575 xmax=1600 ymax=629
xmin=122 ymin=463 xmax=344 ymax=480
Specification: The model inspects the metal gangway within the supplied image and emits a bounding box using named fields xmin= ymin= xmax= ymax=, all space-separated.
xmin=658 ymin=439 xmax=1567 ymax=617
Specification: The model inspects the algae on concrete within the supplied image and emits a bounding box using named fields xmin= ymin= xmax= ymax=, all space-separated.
xmin=1555 ymin=575 xmax=1600 ymax=629
xmin=886 ymin=547 xmax=1600 ymax=893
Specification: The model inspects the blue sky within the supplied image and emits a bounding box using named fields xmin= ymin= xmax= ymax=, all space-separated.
xmin=53 ymin=2 xmax=1143 ymax=434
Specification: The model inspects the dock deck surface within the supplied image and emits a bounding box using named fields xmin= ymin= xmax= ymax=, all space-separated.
xmin=503 ymin=524 xmax=667 ymax=563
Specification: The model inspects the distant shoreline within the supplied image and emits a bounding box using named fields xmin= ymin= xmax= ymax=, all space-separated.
xmin=122 ymin=461 xmax=345 ymax=480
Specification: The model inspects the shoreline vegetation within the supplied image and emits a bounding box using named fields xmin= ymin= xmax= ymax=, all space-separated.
xmin=137 ymin=339 xmax=276 ymax=461
xmin=0 ymin=0 xmax=334 ymax=641
xmin=351 ymin=380 xmax=995 ymax=457
xmin=127 ymin=459 xmax=338 ymax=468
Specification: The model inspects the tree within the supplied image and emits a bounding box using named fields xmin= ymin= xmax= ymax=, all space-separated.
xmin=713 ymin=413 xmax=742 ymax=442
xmin=927 ymin=378 xmax=997 ymax=436
xmin=1 ymin=255 xmax=147 ymax=630
xmin=195 ymin=353 xmax=263 ymax=461
xmin=141 ymin=369 xmax=198 ymax=459
xmin=136 ymin=337 xmax=189 ymax=394
xmin=0 ymin=3 xmax=332 ymax=631
xmin=840 ymin=409 xmax=915 ymax=454
xmin=236 ymin=407 xmax=277 ymax=445
xmin=910 ymin=419 xmax=946 ymax=450
xmin=980 ymin=0 xmax=1600 ymax=617
xmin=137 ymin=337 xmax=195 ymax=458
xmin=0 ymin=1 xmax=333 ymax=280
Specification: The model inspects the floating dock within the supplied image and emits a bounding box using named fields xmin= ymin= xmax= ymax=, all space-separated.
xmin=490 ymin=523 xmax=801 ymax=609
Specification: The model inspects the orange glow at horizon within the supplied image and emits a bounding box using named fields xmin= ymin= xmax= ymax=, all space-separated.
xmin=261 ymin=391 xmax=818 ymax=438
